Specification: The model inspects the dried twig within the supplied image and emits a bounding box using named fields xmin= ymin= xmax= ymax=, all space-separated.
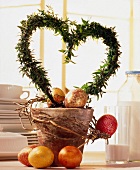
xmin=16 ymin=96 xmax=110 ymax=146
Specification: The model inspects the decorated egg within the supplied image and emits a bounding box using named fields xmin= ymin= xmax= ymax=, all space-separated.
xmin=64 ymin=88 xmax=88 ymax=108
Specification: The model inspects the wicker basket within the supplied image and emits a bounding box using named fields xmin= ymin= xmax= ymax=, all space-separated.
xmin=31 ymin=108 xmax=93 ymax=166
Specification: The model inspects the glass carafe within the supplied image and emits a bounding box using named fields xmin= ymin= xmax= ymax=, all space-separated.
xmin=118 ymin=71 xmax=140 ymax=161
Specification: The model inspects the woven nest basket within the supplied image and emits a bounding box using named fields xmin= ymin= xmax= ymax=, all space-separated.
xmin=31 ymin=108 xmax=93 ymax=166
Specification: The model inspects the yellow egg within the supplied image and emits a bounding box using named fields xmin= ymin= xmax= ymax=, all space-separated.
xmin=52 ymin=87 xmax=65 ymax=104
xmin=28 ymin=146 xmax=54 ymax=169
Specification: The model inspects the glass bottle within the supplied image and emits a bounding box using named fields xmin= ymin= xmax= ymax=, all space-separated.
xmin=117 ymin=71 xmax=140 ymax=161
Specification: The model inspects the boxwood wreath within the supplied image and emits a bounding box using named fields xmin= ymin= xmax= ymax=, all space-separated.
xmin=15 ymin=7 xmax=121 ymax=144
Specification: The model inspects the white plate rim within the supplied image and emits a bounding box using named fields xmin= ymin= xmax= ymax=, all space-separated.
xmin=0 ymin=152 xmax=18 ymax=157
xmin=0 ymin=98 xmax=27 ymax=103
xmin=0 ymin=110 xmax=18 ymax=114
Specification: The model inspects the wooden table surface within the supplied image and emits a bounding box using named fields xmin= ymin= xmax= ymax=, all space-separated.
xmin=1 ymin=161 xmax=140 ymax=170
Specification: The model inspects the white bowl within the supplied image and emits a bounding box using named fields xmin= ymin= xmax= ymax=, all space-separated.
xmin=0 ymin=132 xmax=28 ymax=152
xmin=0 ymin=84 xmax=30 ymax=99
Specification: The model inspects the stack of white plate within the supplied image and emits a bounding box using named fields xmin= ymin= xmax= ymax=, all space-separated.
xmin=21 ymin=131 xmax=38 ymax=145
xmin=0 ymin=132 xmax=28 ymax=160
xmin=0 ymin=98 xmax=38 ymax=145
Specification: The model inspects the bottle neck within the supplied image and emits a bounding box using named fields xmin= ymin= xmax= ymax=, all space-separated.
xmin=126 ymin=74 xmax=140 ymax=82
xmin=127 ymin=74 xmax=140 ymax=77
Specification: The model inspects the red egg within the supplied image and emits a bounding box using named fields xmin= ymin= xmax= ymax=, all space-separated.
xmin=96 ymin=114 xmax=118 ymax=136
xmin=58 ymin=146 xmax=82 ymax=169
xmin=18 ymin=144 xmax=39 ymax=166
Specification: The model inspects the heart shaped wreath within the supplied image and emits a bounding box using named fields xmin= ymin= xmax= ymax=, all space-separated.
xmin=15 ymin=7 xmax=121 ymax=148
xmin=15 ymin=7 xmax=121 ymax=106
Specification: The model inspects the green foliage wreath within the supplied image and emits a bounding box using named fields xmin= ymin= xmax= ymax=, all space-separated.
xmin=15 ymin=7 xmax=121 ymax=103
